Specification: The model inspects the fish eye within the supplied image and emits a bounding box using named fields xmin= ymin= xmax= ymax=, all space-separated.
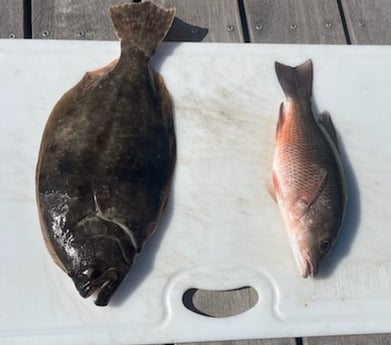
xmin=320 ymin=240 xmax=331 ymax=253
xmin=83 ymin=267 xmax=100 ymax=280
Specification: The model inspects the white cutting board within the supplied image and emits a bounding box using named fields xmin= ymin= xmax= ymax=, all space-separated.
xmin=1 ymin=39 xmax=391 ymax=344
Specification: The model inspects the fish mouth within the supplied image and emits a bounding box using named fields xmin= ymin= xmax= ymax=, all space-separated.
xmin=300 ymin=252 xmax=317 ymax=278
xmin=73 ymin=267 xmax=123 ymax=306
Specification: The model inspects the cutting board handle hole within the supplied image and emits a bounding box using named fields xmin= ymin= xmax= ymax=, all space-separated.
xmin=182 ymin=286 xmax=258 ymax=318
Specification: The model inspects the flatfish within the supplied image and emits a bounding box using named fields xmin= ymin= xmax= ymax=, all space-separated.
xmin=36 ymin=1 xmax=176 ymax=306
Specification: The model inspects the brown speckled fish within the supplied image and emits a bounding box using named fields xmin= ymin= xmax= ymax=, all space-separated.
xmin=272 ymin=59 xmax=347 ymax=278
xmin=36 ymin=2 xmax=176 ymax=306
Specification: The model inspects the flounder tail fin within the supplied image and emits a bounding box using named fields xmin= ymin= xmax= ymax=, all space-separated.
xmin=110 ymin=2 xmax=175 ymax=57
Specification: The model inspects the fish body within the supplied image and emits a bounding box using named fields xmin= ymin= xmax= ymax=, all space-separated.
xmin=36 ymin=2 xmax=176 ymax=306
xmin=272 ymin=59 xmax=347 ymax=278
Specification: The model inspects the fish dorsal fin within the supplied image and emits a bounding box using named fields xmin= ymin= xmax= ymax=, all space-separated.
xmin=319 ymin=111 xmax=339 ymax=152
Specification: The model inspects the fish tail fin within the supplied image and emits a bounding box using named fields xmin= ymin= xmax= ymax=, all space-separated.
xmin=275 ymin=59 xmax=313 ymax=99
xmin=110 ymin=2 xmax=175 ymax=57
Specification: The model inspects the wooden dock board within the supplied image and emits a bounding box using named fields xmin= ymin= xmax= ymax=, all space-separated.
xmin=32 ymin=0 xmax=243 ymax=42
xmin=341 ymin=0 xmax=391 ymax=44
xmin=181 ymin=339 xmax=296 ymax=345
xmin=0 ymin=0 xmax=24 ymax=39
xmin=243 ymin=0 xmax=346 ymax=44
xmin=31 ymin=0 xmax=131 ymax=40
xmin=304 ymin=334 xmax=391 ymax=345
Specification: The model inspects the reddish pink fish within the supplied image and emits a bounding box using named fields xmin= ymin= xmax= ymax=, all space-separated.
xmin=272 ymin=59 xmax=347 ymax=278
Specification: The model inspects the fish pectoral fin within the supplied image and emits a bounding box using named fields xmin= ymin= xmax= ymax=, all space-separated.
xmin=267 ymin=180 xmax=277 ymax=202
xmin=270 ymin=171 xmax=281 ymax=202
xmin=299 ymin=168 xmax=328 ymax=209
xmin=319 ymin=111 xmax=339 ymax=151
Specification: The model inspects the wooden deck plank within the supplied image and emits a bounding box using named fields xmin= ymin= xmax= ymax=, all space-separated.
xmin=243 ymin=0 xmax=346 ymax=43
xmin=178 ymin=338 xmax=296 ymax=345
xmin=31 ymin=0 xmax=243 ymax=42
xmin=304 ymin=334 xmax=391 ymax=345
xmin=0 ymin=0 xmax=24 ymax=39
xmin=32 ymin=0 xmax=130 ymax=40
xmin=341 ymin=0 xmax=391 ymax=44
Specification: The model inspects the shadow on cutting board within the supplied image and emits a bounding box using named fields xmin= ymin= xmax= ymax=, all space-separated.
xmin=153 ymin=18 xmax=208 ymax=72
xmin=314 ymin=107 xmax=361 ymax=280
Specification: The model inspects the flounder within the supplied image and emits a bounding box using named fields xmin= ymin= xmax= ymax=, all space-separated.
xmin=36 ymin=1 xmax=176 ymax=306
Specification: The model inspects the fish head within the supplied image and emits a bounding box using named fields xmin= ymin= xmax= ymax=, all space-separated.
xmin=68 ymin=235 xmax=134 ymax=306
xmin=290 ymin=212 xmax=341 ymax=278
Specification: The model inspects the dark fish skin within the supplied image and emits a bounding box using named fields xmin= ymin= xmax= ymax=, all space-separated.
xmin=272 ymin=59 xmax=347 ymax=278
xmin=36 ymin=2 xmax=176 ymax=306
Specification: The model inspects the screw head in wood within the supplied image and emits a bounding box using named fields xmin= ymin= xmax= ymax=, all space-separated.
xmin=256 ymin=24 xmax=263 ymax=31
xmin=227 ymin=25 xmax=235 ymax=32
xmin=42 ymin=30 xmax=50 ymax=37
xmin=358 ymin=19 xmax=366 ymax=27
xmin=290 ymin=23 xmax=297 ymax=31
xmin=8 ymin=33 xmax=16 ymax=39
xmin=325 ymin=21 xmax=333 ymax=28
xmin=77 ymin=31 xmax=85 ymax=37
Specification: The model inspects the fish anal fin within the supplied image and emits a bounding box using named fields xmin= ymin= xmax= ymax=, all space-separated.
xmin=300 ymin=168 xmax=328 ymax=209
xmin=319 ymin=111 xmax=339 ymax=151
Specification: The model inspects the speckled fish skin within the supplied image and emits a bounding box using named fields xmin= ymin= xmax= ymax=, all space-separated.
xmin=36 ymin=2 xmax=176 ymax=306
xmin=272 ymin=59 xmax=347 ymax=278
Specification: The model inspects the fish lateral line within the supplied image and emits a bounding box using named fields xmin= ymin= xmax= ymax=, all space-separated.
xmin=92 ymin=189 xmax=140 ymax=252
